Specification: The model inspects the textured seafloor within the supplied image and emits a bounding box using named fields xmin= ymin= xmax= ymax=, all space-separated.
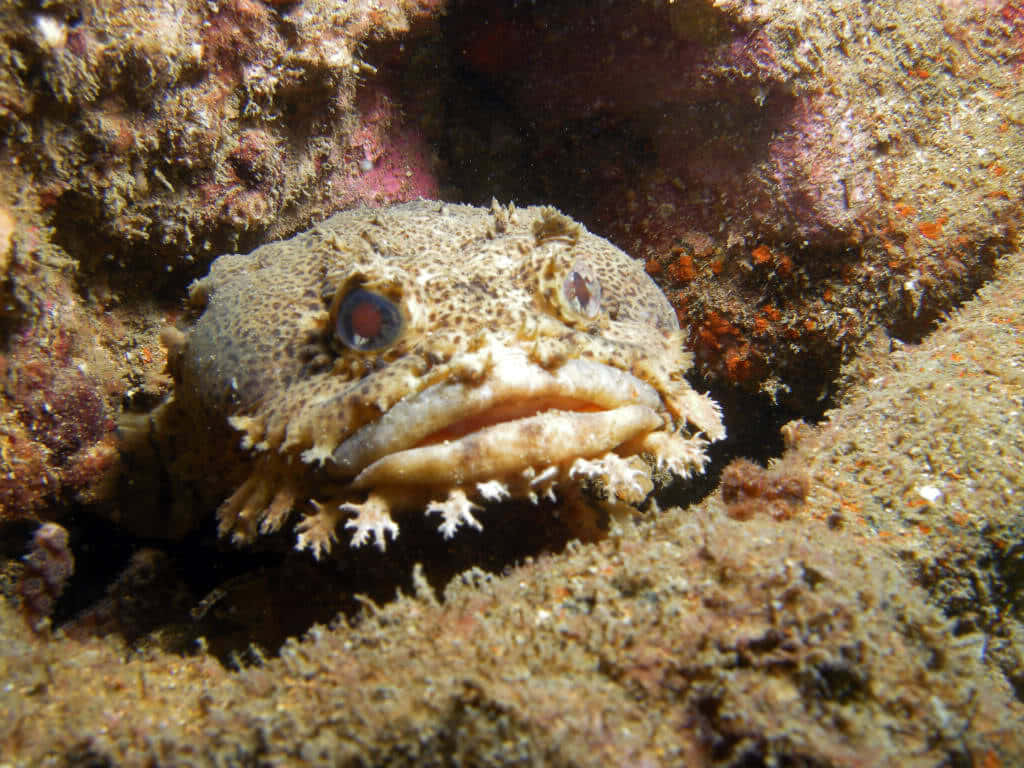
xmin=0 ymin=252 xmax=1021 ymax=765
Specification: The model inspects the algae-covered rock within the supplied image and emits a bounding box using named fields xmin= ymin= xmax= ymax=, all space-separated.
xmin=0 ymin=0 xmax=1022 ymax=764
xmin=0 ymin=0 xmax=441 ymax=284
xmin=443 ymin=0 xmax=1023 ymax=403
xmin=1 ymin=250 xmax=1022 ymax=768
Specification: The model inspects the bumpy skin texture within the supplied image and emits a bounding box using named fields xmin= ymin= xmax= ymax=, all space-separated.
xmin=164 ymin=200 xmax=724 ymax=558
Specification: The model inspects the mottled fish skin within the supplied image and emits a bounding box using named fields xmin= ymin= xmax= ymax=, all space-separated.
xmin=160 ymin=200 xmax=724 ymax=558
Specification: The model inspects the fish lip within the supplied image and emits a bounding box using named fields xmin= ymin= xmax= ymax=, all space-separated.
xmin=348 ymin=403 xmax=663 ymax=490
xmin=325 ymin=349 xmax=664 ymax=479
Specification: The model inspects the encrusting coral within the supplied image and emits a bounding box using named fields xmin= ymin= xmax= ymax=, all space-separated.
xmin=719 ymin=457 xmax=809 ymax=521
xmin=16 ymin=522 xmax=73 ymax=632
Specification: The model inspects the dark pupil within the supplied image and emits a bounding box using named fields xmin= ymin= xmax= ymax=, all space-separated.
xmin=571 ymin=271 xmax=591 ymax=308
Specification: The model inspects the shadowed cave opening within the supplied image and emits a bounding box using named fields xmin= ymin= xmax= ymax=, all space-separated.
xmin=30 ymin=0 xmax=840 ymax=662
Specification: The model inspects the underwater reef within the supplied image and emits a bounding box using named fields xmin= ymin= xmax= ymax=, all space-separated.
xmin=442 ymin=0 xmax=1023 ymax=403
xmin=0 ymin=0 xmax=1022 ymax=765
xmin=1 ymin=254 xmax=1022 ymax=763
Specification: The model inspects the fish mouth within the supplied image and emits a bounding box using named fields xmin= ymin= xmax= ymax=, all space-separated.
xmin=325 ymin=347 xmax=667 ymax=489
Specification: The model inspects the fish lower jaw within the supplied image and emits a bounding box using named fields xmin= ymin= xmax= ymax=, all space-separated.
xmin=348 ymin=404 xmax=662 ymax=489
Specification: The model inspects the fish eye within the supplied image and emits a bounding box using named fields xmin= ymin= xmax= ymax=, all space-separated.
xmin=335 ymin=289 xmax=403 ymax=351
xmin=562 ymin=260 xmax=602 ymax=318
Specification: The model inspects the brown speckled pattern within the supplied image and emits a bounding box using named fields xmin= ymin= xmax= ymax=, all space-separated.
xmin=164 ymin=201 xmax=724 ymax=556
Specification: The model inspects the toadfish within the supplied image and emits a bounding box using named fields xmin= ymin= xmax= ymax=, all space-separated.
xmin=146 ymin=201 xmax=724 ymax=558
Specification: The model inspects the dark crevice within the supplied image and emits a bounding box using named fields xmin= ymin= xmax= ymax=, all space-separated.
xmin=427 ymin=0 xmax=789 ymax=222
xmin=661 ymin=376 xmax=821 ymax=511
xmin=39 ymin=497 xmax=579 ymax=662
xmin=886 ymin=244 xmax=1000 ymax=343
